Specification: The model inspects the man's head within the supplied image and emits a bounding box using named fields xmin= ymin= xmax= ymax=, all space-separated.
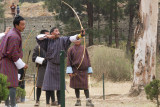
xmin=13 ymin=15 xmax=25 ymax=32
xmin=74 ymin=39 xmax=81 ymax=46
xmin=50 ymin=27 xmax=60 ymax=38
xmin=12 ymin=3 xmax=14 ymax=5
xmin=40 ymin=30 xmax=49 ymax=35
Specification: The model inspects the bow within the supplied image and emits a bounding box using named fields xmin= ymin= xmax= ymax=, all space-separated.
xmin=23 ymin=27 xmax=35 ymax=50
xmin=62 ymin=1 xmax=86 ymax=70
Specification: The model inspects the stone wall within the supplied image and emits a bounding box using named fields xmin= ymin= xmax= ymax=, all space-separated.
xmin=0 ymin=16 xmax=63 ymax=38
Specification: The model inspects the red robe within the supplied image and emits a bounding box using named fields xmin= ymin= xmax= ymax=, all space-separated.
xmin=0 ymin=28 xmax=23 ymax=87
xmin=67 ymin=45 xmax=91 ymax=89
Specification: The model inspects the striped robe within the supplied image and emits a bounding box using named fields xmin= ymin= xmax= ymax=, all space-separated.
xmin=37 ymin=37 xmax=71 ymax=91
xmin=67 ymin=45 xmax=91 ymax=89
xmin=0 ymin=28 xmax=23 ymax=87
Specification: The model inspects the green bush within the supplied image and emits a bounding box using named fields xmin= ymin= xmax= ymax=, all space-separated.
xmin=88 ymin=45 xmax=132 ymax=81
xmin=0 ymin=73 xmax=9 ymax=103
xmin=145 ymin=79 xmax=160 ymax=107
xmin=16 ymin=87 xmax=26 ymax=101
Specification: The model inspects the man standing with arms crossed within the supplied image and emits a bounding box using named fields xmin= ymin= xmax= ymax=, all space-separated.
xmin=0 ymin=15 xmax=28 ymax=107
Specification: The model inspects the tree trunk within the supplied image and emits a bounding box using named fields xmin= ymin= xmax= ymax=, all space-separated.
xmin=129 ymin=0 xmax=158 ymax=96
xmin=157 ymin=8 xmax=160 ymax=55
xmin=87 ymin=0 xmax=94 ymax=46
xmin=126 ymin=2 xmax=134 ymax=54
xmin=98 ymin=16 xmax=101 ymax=43
xmin=108 ymin=0 xmax=113 ymax=46
xmin=97 ymin=1 xmax=101 ymax=43
xmin=114 ymin=0 xmax=119 ymax=48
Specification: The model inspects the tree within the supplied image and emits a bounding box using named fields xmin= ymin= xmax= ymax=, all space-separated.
xmin=86 ymin=0 xmax=94 ymax=46
xmin=113 ymin=0 xmax=125 ymax=48
xmin=45 ymin=0 xmax=60 ymax=12
xmin=0 ymin=4 xmax=4 ymax=19
xmin=145 ymin=79 xmax=160 ymax=107
xmin=16 ymin=87 xmax=26 ymax=102
xmin=45 ymin=0 xmax=95 ymax=45
xmin=108 ymin=0 xmax=113 ymax=46
xmin=125 ymin=0 xmax=139 ymax=54
xmin=99 ymin=0 xmax=124 ymax=47
xmin=114 ymin=0 xmax=119 ymax=48
xmin=0 ymin=73 xmax=9 ymax=103
xmin=129 ymin=0 xmax=159 ymax=96
xmin=157 ymin=2 xmax=160 ymax=55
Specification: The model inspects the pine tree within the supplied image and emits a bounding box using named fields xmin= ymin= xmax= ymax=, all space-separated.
xmin=16 ymin=87 xmax=26 ymax=102
xmin=145 ymin=80 xmax=160 ymax=107
xmin=0 ymin=73 xmax=9 ymax=103
xmin=125 ymin=0 xmax=139 ymax=54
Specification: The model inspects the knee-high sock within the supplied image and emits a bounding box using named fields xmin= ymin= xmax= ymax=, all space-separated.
xmin=36 ymin=88 xmax=42 ymax=101
xmin=75 ymin=89 xmax=80 ymax=99
xmin=50 ymin=91 xmax=55 ymax=102
xmin=46 ymin=91 xmax=51 ymax=104
xmin=57 ymin=90 xmax=60 ymax=105
xmin=84 ymin=89 xmax=89 ymax=99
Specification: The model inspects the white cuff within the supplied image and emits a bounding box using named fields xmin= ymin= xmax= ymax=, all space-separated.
xmin=0 ymin=33 xmax=5 ymax=40
xmin=69 ymin=34 xmax=80 ymax=42
xmin=88 ymin=67 xmax=93 ymax=73
xmin=18 ymin=74 xmax=21 ymax=80
xmin=37 ymin=34 xmax=47 ymax=40
xmin=35 ymin=56 xmax=45 ymax=65
xmin=66 ymin=66 xmax=73 ymax=74
xmin=14 ymin=58 xmax=25 ymax=69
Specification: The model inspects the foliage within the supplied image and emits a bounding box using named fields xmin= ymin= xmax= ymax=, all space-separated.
xmin=0 ymin=73 xmax=10 ymax=103
xmin=124 ymin=0 xmax=139 ymax=18
xmin=0 ymin=4 xmax=4 ymax=18
xmin=16 ymin=87 xmax=26 ymax=101
xmin=44 ymin=0 xmax=60 ymax=12
xmin=44 ymin=0 xmax=139 ymax=46
xmin=145 ymin=80 xmax=160 ymax=107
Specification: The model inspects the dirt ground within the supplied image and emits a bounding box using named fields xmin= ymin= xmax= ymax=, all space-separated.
xmin=0 ymin=78 xmax=156 ymax=107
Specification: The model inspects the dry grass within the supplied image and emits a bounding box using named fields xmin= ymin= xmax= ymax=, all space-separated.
xmin=88 ymin=45 xmax=132 ymax=81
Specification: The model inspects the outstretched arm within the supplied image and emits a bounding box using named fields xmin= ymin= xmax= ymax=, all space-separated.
xmin=69 ymin=29 xmax=85 ymax=42
xmin=36 ymin=34 xmax=49 ymax=52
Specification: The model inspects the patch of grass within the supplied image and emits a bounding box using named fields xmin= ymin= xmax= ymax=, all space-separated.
xmin=88 ymin=45 xmax=132 ymax=82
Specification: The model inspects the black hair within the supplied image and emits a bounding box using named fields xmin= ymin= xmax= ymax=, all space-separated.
xmin=50 ymin=27 xmax=57 ymax=34
xmin=13 ymin=15 xmax=25 ymax=27
xmin=40 ymin=30 xmax=49 ymax=34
